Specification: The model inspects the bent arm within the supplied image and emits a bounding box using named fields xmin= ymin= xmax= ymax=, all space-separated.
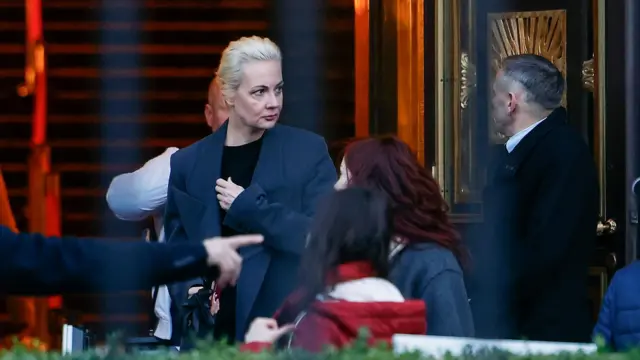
xmin=106 ymin=147 xmax=178 ymax=221
xmin=224 ymin=143 xmax=336 ymax=255
xmin=421 ymin=270 xmax=475 ymax=337
xmin=0 ymin=225 xmax=213 ymax=296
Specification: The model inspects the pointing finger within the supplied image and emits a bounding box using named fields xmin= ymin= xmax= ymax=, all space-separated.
xmin=225 ymin=234 xmax=264 ymax=249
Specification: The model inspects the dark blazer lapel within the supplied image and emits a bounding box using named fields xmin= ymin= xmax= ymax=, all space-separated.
xmin=185 ymin=121 xmax=228 ymax=238
xmin=233 ymin=126 xmax=284 ymax=336
xmin=250 ymin=125 xmax=285 ymax=189
xmin=504 ymin=107 xmax=567 ymax=173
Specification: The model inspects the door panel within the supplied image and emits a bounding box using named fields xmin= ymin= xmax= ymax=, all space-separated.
xmin=362 ymin=0 xmax=626 ymax=321
xmin=472 ymin=0 xmax=615 ymax=322
xmin=430 ymin=0 xmax=615 ymax=322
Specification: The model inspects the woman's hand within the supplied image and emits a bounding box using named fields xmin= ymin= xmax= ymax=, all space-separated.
xmin=244 ymin=318 xmax=295 ymax=343
xmin=209 ymin=281 xmax=220 ymax=315
xmin=215 ymin=177 xmax=244 ymax=210
xmin=187 ymin=286 xmax=203 ymax=298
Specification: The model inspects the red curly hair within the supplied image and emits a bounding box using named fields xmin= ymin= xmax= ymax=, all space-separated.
xmin=343 ymin=136 xmax=468 ymax=267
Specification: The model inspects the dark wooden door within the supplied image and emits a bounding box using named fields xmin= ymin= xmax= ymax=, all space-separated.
xmin=472 ymin=0 xmax=623 ymax=323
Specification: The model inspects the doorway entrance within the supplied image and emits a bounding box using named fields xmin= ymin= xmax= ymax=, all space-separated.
xmin=356 ymin=0 xmax=631 ymax=322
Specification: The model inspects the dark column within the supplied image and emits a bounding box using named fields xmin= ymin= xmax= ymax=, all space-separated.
xmin=97 ymin=0 xmax=144 ymax=331
xmin=368 ymin=0 xmax=397 ymax=136
xmin=625 ymin=0 xmax=640 ymax=260
xmin=271 ymin=0 xmax=325 ymax=136
xmin=99 ymin=1 xmax=143 ymax=237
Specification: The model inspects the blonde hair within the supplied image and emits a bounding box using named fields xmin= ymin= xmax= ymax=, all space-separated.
xmin=215 ymin=36 xmax=282 ymax=103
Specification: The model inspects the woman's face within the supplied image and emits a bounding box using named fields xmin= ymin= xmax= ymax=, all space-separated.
xmin=334 ymin=159 xmax=351 ymax=190
xmin=229 ymin=60 xmax=283 ymax=131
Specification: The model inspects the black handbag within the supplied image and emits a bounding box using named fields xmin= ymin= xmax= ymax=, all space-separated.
xmin=180 ymin=287 xmax=216 ymax=350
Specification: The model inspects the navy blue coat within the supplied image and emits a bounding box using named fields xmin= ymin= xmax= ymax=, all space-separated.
xmin=389 ymin=243 xmax=474 ymax=337
xmin=163 ymin=122 xmax=337 ymax=341
xmin=593 ymin=261 xmax=640 ymax=350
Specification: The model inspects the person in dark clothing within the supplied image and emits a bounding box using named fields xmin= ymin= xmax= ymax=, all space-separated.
xmin=335 ymin=136 xmax=474 ymax=337
xmin=469 ymin=54 xmax=599 ymax=342
xmin=163 ymin=36 xmax=337 ymax=343
xmin=0 ymin=224 xmax=262 ymax=296
xmin=213 ymin=131 xmax=264 ymax=343
xmin=593 ymin=261 xmax=640 ymax=351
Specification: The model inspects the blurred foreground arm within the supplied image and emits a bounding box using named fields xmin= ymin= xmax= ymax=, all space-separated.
xmin=0 ymin=225 xmax=262 ymax=296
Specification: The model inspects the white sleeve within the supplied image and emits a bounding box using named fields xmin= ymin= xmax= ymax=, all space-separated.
xmin=106 ymin=147 xmax=179 ymax=221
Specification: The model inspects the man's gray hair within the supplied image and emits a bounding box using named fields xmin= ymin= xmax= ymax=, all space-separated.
xmin=499 ymin=54 xmax=565 ymax=110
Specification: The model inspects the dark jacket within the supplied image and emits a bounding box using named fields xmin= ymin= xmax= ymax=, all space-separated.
xmin=163 ymin=122 xmax=337 ymax=341
xmin=593 ymin=261 xmax=640 ymax=350
xmin=469 ymin=107 xmax=599 ymax=342
xmin=0 ymin=225 xmax=213 ymax=296
xmin=389 ymin=243 xmax=474 ymax=337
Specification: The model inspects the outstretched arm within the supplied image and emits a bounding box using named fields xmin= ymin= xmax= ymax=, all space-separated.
xmin=0 ymin=225 xmax=211 ymax=296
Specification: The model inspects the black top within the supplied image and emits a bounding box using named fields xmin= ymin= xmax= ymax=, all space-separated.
xmin=214 ymin=136 xmax=263 ymax=343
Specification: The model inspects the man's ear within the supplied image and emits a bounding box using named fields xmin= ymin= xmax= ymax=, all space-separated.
xmin=507 ymin=92 xmax=516 ymax=113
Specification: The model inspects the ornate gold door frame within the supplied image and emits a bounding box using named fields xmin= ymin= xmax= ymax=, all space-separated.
xmin=395 ymin=0 xmax=425 ymax=165
xmin=354 ymin=0 xmax=425 ymax=163
xmin=431 ymin=0 xmax=608 ymax=220
xmin=354 ymin=0 xmax=607 ymax=223
xmin=593 ymin=0 xmax=608 ymax=222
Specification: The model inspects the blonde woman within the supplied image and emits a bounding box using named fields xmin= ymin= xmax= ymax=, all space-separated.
xmin=163 ymin=36 xmax=336 ymax=345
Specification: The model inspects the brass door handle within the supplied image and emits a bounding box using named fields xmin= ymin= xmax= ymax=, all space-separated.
xmin=596 ymin=219 xmax=617 ymax=236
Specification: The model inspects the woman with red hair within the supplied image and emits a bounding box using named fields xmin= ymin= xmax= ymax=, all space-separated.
xmin=335 ymin=136 xmax=474 ymax=337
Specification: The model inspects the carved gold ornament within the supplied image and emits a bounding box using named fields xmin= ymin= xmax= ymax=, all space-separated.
xmin=489 ymin=10 xmax=567 ymax=104
xmin=489 ymin=10 xmax=566 ymax=72
xmin=460 ymin=52 xmax=476 ymax=109
xmin=582 ymin=57 xmax=594 ymax=92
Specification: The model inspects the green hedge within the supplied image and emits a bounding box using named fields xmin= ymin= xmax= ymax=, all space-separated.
xmin=0 ymin=334 xmax=633 ymax=360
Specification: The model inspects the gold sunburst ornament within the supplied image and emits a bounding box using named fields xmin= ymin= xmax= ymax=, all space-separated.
xmin=489 ymin=10 xmax=567 ymax=104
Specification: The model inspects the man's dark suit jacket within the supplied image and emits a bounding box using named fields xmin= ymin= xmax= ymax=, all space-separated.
xmin=163 ymin=122 xmax=337 ymax=341
xmin=0 ymin=225 xmax=212 ymax=296
xmin=470 ymin=107 xmax=599 ymax=343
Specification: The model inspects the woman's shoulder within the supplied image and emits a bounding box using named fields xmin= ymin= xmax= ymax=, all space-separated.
xmin=395 ymin=242 xmax=464 ymax=276
xmin=274 ymin=125 xmax=327 ymax=147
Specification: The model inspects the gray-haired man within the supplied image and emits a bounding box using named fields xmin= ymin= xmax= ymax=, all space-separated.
xmin=470 ymin=54 xmax=599 ymax=343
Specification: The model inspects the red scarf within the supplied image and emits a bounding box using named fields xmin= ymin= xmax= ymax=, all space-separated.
xmin=326 ymin=261 xmax=377 ymax=286
xmin=273 ymin=261 xmax=376 ymax=322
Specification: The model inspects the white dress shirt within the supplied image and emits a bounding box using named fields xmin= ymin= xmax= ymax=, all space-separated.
xmin=505 ymin=118 xmax=546 ymax=153
xmin=106 ymin=147 xmax=179 ymax=340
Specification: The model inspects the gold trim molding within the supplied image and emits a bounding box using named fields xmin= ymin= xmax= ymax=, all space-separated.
xmin=489 ymin=10 xmax=567 ymax=103
xmin=460 ymin=52 xmax=476 ymax=109
xmin=593 ymin=0 xmax=607 ymax=218
xmin=582 ymin=56 xmax=594 ymax=92
xmin=395 ymin=0 xmax=425 ymax=165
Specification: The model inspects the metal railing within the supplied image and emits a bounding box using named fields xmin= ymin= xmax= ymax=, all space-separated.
xmin=12 ymin=0 xmax=62 ymax=348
